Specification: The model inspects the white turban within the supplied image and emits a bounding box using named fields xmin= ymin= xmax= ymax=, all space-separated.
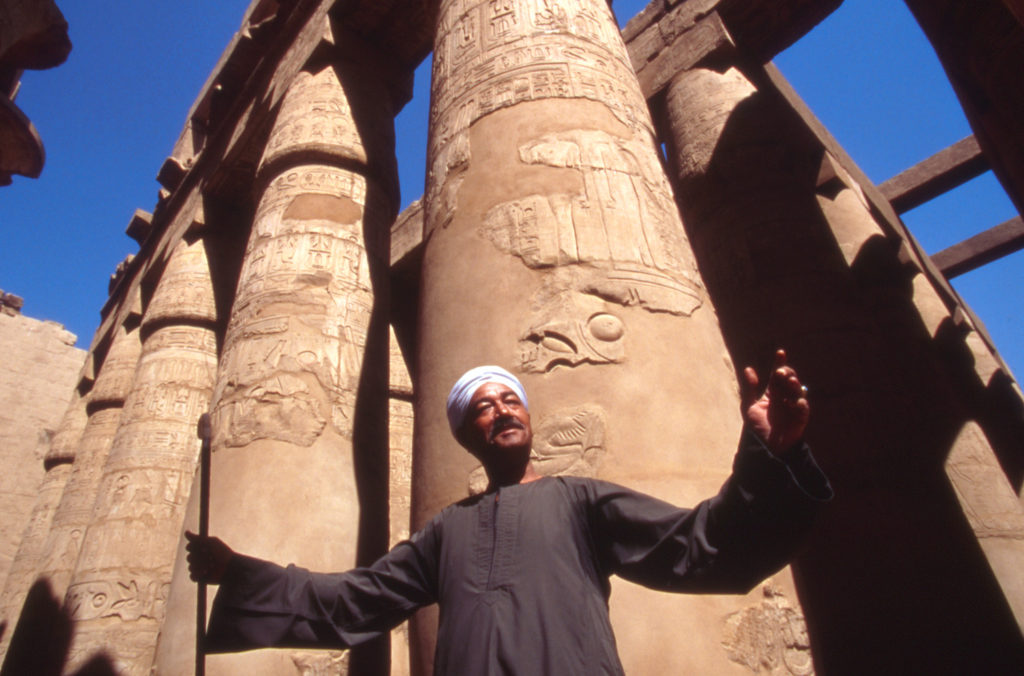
xmin=446 ymin=365 xmax=529 ymax=435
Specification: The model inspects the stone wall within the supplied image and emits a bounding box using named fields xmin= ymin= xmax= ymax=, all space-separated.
xmin=0 ymin=295 xmax=85 ymax=590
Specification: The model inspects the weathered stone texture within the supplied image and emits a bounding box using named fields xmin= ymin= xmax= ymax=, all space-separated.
xmin=61 ymin=237 xmax=219 ymax=675
xmin=0 ymin=310 xmax=84 ymax=587
xmin=206 ymin=55 xmax=396 ymax=675
xmin=32 ymin=322 xmax=141 ymax=607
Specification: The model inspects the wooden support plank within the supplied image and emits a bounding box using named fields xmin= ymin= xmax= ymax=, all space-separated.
xmin=932 ymin=216 xmax=1024 ymax=278
xmin=879 ymin=136 xmax=989 ymax=213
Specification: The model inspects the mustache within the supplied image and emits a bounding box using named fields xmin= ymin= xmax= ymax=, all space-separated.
xmin=489 ymin=416 xmax=525 ymax=441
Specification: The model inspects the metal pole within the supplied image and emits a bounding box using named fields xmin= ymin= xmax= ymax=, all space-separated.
xmin=196 ymin=413 xmax=212 ymax=676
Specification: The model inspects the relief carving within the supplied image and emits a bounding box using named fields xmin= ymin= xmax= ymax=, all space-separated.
xmin=482 ymin=129 xmax=702 ymax=316
xmin=722 ymin=585 xmax=814 ymax=676
xmin=428 ymin=0 xmax=652 ymax=234
xmin=519 ymin=285 xmax=624 ymax=372
xmin=292 ymin=651 xmax=350 ymax=676
xmin=469 ymin=403 xmax=606 ymax=493
xmin=215 ymin=162 xmax=376 ymax=449
xmin=65 ymin=574 xmax=168 ymax=623
xmin=215 ymin=372 xmax=327 ymax=448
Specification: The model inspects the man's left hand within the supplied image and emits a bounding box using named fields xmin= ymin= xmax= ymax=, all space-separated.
xmin=741 ymin=349 xmax=810 ymax=458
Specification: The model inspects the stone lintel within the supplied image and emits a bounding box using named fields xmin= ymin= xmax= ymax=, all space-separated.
xmin=125 ymin=209 xmax=153 ymax=245
xmin=903 ymin=0 xmax=1024 ymax=219
xmin=932 ymin=216 xmax=1024 ymax=279
xmin=624 ymin=0 xmax=841 ymax=68
xmin=879 ymin=136 xmax=989 ymax=214
xmin=763 ymin=62 xmax=1015 ymax=380
xmin=634 ymin=11 xmax=735 ymax=99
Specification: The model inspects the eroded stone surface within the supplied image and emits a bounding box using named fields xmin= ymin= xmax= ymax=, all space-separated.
xmin=61 ymin=238 xmax=218 ymax=675
xmin=32 ymin=323 xmax=141 ymax=608
xmin=0 ymin=311 xmax=84 ymax=587
xmin=206 ymin=59 xmax=395 ymax=676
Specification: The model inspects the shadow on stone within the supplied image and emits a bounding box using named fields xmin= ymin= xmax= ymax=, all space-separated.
xmin=0 ymin=579 xmax=71 ymax=676
xmin=68 ymin=654 xmax=117 ymax=676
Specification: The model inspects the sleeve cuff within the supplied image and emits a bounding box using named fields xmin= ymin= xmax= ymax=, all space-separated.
xmin=736 ymin=427 xmax=833 ymax=502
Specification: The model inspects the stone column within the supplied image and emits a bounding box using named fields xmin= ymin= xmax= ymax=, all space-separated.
xmin=388 ymin=328 xmax=414 ymax=676
xmin=33 ymin=319 xmax=142 ymax=604
xmin=205 ymin=55 xmax=396 ymax=676
xmin=414 ymin=1 xmax=757 ymax=673
xmin=61 ymin=236 xmax=219 ymax=675
xmin=661 ymin=65 xmax=1024 ymax=673
xmin=0 ymin=391 xmax=86 ymax=661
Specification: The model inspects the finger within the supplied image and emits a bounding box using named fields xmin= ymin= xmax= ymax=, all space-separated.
xmin=773 ymin=348 xmax=787 ymax=369
xmin=740 ymin=366 xmax=760 ymax=409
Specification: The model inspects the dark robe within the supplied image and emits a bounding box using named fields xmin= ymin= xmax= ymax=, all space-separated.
xmin=206 ymin=430 xmax=831 ymax=674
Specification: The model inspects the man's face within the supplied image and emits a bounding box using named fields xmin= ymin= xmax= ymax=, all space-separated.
xmin=458 ymin=382 xmax=533 ymax=462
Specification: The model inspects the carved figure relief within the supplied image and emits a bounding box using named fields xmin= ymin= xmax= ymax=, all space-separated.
xmin=473 ymin=128 xmax=704 ymax=331
xmin=722 ymin=585 xmax=814 ymax=676
xmin=469 ymin=404 xmax=606 ymax=493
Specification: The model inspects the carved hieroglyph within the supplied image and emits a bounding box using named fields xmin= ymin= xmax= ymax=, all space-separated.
xmin=61 ymin=238 xmax=218 ymax=675
xmin=415 ymin=3 xmax=746 ymax=674
xmin=428 ymin=0 xmax=654 ymax=232
xmin=32 ymin=322 xmax=141 ymax=604
xmin=0 ymin=392 xmax=85 ymax=661
xmin=206 ymin=61 xmax=395 ymax=676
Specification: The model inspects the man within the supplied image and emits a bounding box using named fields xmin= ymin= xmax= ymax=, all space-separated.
xmin=187 ymin=350 xmax=831 ymax=674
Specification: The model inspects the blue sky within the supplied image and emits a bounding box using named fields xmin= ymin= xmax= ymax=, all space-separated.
xmin=2 ymin=0 xmax=1020 ymax=380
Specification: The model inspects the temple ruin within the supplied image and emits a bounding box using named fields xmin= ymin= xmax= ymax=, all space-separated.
xmin=1 ymin=0 xmax=1023 ymax=674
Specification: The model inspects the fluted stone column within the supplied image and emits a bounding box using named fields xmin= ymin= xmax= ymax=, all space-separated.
xmin=61 ymin=236 xmax=219 ymax=675
xmin=205 ymin=56 xmax=396 ymax=676
xmin=413 ymin=1 xmax=761 ymax=673
xmin=0 ymin=391 xmax=86 ymax=661
xmin=661 ymin=65 xmax=1024 ymax=673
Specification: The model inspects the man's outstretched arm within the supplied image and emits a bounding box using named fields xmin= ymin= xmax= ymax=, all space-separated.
xmin=183 ymin=527 xmax=439 ymax=652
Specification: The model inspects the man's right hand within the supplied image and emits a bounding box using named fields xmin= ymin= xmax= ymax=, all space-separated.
xmin=185 ymin=531 xmax=234 ymax=584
